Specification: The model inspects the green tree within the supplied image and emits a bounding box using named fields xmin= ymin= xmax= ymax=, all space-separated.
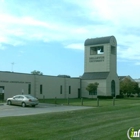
xmin=86 ymin=82 xmax=99 ymax=95
xmin=120 ymin=78 xmax=139 ymax=96
xmin=133 ymin=82 xmax=140 ymax=94
xmin=31 ymin=70 xmax=43 ymax=75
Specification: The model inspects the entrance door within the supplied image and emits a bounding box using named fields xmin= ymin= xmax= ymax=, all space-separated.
xmin=78 ymin=88 xmax=81 ymax=98
xmin=0 ymin=86 xmax=5 ymax=101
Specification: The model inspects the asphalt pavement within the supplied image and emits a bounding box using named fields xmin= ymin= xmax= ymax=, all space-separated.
xmin=0 ymin=103 xmax=93 ymax=118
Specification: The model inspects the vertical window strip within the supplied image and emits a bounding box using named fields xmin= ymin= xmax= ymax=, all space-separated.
xmin=60 ymin=85 xmax=62 ymax=94
xmin=40 ymin=84 xmax=43 ymax=94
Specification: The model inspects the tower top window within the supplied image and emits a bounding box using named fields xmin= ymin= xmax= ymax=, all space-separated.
xmin=90 ymin=46 xmax=104 ymax=55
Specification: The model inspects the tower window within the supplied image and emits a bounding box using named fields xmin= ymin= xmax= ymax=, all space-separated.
xmin=111 ymin=46 xmax=116 ymax=55
xmin=90 ymin=46 xmax=104 ymax=55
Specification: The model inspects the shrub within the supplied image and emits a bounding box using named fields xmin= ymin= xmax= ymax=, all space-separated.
xmin=97 ymin=96 xmax=113 ymax=99
xmin=116 ymin=95 xmax=124 ymax=98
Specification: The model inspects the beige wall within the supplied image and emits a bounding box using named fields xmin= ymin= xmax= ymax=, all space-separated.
xmin=84 ymin=43 xmax=111 ymax=73
xmin=0 ymin=72 xmax=80 ymax=100
xmin=84 ymin=44 xmax=117 ymax=73
xmin=81 ymin=75 xmax=119 ymax=98
xmin=81 ymin=79 xmax=107 ymax=98
xmin=35 ymin=76 xmax=80 ymax=99
xmin=84 ymin=36 xmax=117 ymax=74
xmin=106 ymin=72 xmax=120 ymax=96
xmin=82 ymin=36 xmax=119 ymax=97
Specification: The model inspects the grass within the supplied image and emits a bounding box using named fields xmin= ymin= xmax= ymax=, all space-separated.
xmin=39 ymin=97 xmax=140 ymax=107
xmin=0 ymin=98 xmax=140 ymax=140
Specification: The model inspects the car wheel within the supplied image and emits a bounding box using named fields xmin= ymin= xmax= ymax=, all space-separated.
xmin=7 ymin=100 xmax=11 ymax=105
xmin=22 ymin=102 xmax=26 ymax=107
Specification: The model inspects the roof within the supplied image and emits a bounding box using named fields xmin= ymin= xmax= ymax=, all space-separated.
xmin=84 ymin=36 xmax=115 ymax=46
xmin=118 ymin=76 xmax=126 ymax=81
xmin=118 ymin=75 xmax=135 ymax=82
xmin=57 ymin=75 xmax=71 ymax=78
xmin=82 ymin=72 xmax=109 ymax=80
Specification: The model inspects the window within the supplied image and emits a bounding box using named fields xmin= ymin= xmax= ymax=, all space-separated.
xmin=90 ymin=46 xmax=104 ymax=55
xmin=111 ymin=46 xmax=116 ymax=55
xmin=19 ymin=96 xmax=24 ymax=99
xmin=69 ymin=86 xmax=71 ymax=94
xmin=40 ymin=84 xmax=43 ymax=94
xmin=28 ymin=84 xmax=31 ymax=94
xmin=60 ymin=85 xmax=62 ymax=94
xmin=89 ymin=89 xmax=97 ymax=95
xmin=111 ymin=80 xmax=115 ymax=97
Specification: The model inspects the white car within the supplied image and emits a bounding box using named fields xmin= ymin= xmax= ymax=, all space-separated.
xmin=7 ymin=95 xmax=39 ymax=107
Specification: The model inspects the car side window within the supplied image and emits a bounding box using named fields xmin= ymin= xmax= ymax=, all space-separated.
xmin=14 ymin=96 xmax=19 ymax=99
xmin=19 ymin=96 xmax=24 ymax=99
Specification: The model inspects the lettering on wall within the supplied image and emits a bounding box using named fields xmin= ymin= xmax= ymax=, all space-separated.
xmin=0 ymin=80 xmax=31 ymax=84
xmin=89 ymin=56 xmax=105 ymax=62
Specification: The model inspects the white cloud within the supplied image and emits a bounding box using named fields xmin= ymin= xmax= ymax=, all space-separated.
xmin=135 ymin=62 xmax=140 ymax=65
xmin=70 ymin=0 xmax=140 ymax=26
xmin=0 ymin=0 xmax=140 ymax=65
xmin=65 ymin=43 xmax=84 ymax=50
xmin=0 ymin=44 xmax=6 ymax=50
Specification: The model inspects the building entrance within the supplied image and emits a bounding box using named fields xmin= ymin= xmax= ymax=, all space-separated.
xmin=0 ymin=86 xmax=5 ymax=101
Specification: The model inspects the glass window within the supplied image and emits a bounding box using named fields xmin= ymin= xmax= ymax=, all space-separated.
xmin=69 ymin=86 xmax=71 ymax=94
xmin=60 ymin=85 xmax=62 ymax=94
xmin=28 ymin=84 xmax=31 ymax=94
xmin=40 ymin=85 xmax=43 ymax=94
xmin=111 ymin=80 xmax=115 ymax=97
xmin=89 ymin=89 xmax=97 ymax=95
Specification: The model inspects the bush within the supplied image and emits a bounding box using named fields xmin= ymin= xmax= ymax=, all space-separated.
xmin=97 ymin=96 xmax=113 ymax=99
xmin=129 ymin=95 xmax=134 ymax=97
xmin=116 ymin=95 xmax=124 ymax=98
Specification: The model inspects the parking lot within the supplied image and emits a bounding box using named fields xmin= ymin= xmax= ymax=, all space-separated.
xmin=0 ymin=103 xmax=92 ymax=118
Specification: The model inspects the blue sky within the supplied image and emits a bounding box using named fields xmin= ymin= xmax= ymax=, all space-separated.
xmin=0 ymin=0 xmax=140 ymax=78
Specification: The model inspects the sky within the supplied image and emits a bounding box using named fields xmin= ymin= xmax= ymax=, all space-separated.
xmin=0 ymin=0 xmax=140 ymax=79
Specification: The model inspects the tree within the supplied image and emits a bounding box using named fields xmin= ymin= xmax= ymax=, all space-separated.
xmin=120 ymin=78 xmax=140 ymax=96
xmin=31 ymin=70 xmax=43 ymax=75
xmin=86 ymin=82 xmax=99 ymax=95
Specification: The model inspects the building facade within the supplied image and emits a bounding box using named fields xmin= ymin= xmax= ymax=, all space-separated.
xmin=81 ymin=36 xmax=119 ymax=98
xmin=0 ymin=36 xmax=120 ymax=100
xmin=0 ymin=72 xmax=80 ymax=100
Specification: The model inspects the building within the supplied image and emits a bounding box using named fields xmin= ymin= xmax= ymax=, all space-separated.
xmin=134 ymin=79 xmax=140 ymax=88
xmin=0 ymin=72 xmax=80 ymax=100
xmin=0 ymin=36 xmax=120 ymax=100
xmin=119 ymin=75 xmax=135 ymax=82
xmin=81 ymin=36 xmax=119 ymax=98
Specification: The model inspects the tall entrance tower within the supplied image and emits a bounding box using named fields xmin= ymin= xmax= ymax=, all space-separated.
xmin=82 ymin=36 xmax=119 ymax=97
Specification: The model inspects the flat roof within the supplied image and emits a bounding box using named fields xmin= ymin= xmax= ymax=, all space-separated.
xmin=0 ymin=71 xmax=79 ymax=79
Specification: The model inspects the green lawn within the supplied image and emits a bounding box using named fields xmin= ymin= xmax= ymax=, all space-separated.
xmin=0 ymin=98 xmax=140 ymax=140
xmin=39 ymin=97 xmax=140 ymax=107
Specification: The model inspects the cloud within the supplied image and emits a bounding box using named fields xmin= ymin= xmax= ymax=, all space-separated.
xmin=135 ymin=62 xmax=140 ymax=66
xmin=65 ymin=43 xmax=84 ymax=50
xmin=0 ymin=43 xmax=6 ymax=50
xmin=0 ymin=0 xmax=140 ymax=65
